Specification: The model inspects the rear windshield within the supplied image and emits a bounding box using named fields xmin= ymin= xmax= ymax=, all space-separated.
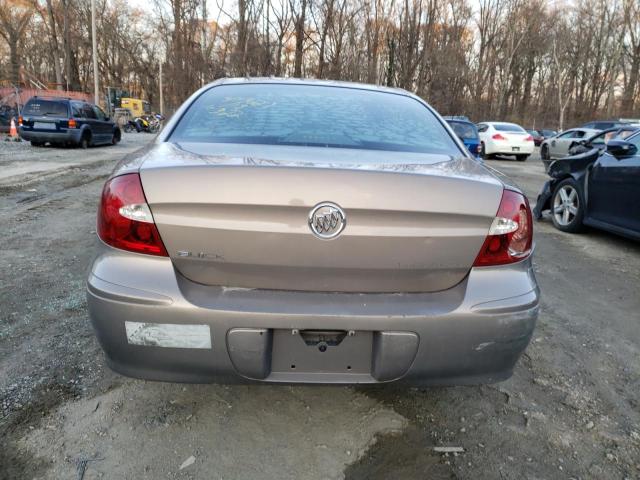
xmin=170 ymin=84 xmax=462 ymax=155
xmin=540 ymin=130 xmax=556 ymax=136
xmin=448 ymin=121 xmax=478 ymax=140
xmin=494 ymin=123 xmax=525 ymax=132
xmin=23 ymin=100 xmax=68 ymax=117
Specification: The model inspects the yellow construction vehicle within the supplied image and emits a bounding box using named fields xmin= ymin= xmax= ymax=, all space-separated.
xmin=120 ymin=97 xmax=151 ymax=117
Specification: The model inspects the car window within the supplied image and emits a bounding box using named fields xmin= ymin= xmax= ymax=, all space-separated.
xmin=23 ymin=100 xmax=68 ymax=117
xmin=573 ymin=131 xmax=586 ymax=139
xmin=493 ymin=123 xmax=525 ymax=132
xmin=589 ymin=132 xmax=607 ymax=145
xmin=476 ymin=124 xmax=488 ymax=133
xmin=71 ymin=102 xmax=84 ymax=117
xmin=625 ymin=133 xmax=640 ymax=149
xmin=541 ymin=130 xmax=556 ymax=137
xmin=170 ymin=84 xmax=462 ymax=155
xmin=83 ymin=104 xmax=97 ymax=119
xmin=93 ymin=106 xmax=106 ymax=120
xmin=617 ymin=130 xmax=637 ymax=139
xmin=448 ymin=121 xmax=478 ymax=140
xmin=557 ymin=131 xmax=574 ymax=139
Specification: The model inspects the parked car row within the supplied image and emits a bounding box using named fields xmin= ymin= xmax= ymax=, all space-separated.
xmin=17 ymin=96 xmax=121 ymax=148
xmin=443 ymin=117 xmax=537 ymax=162
xmin=438 ymin=112 xmax=640 ymax=242
xmin=526 ymin=129 xmax=557 ymax=146
xmin=444 ymin=116 xmax=558 ymax=162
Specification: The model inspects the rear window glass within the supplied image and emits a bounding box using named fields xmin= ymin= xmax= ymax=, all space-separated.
xmin=494 ymin=123 xmax=525 ymax=132
xmin=23 ymin=100 xmax=68 ymax=117
xmin=448 ymin=121 xmax=478 ymax=140
xmin=540 ymin=130 xmax=556 ymax=136
xmin=170 ymin=84 xmax=462 ymax=155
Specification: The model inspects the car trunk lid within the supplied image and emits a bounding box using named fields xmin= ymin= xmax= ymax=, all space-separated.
xmin=139 ymin=142 xmax=504 ymax=293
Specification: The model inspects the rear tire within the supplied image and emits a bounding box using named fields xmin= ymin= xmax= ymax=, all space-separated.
xmin=481 ymin=142 xmax=493 ymax=160
xmin=516 ymin=154 xmax=529 ymax=162
xmin=79 ymin=133 xmax=90 ymax=149
xmin=551 ymin=178 xmax=585 ymax=233
xmin=541 ymin=144 xmax=550 ymax=161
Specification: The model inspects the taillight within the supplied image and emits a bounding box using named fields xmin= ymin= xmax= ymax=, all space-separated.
xmin=524 ymin=135 xmax=533 ymax=141
xmin=68 ymin=119 xmax=77 ymax=128
xmin=18 ymin=116 xmax=23 ymax=126
xmin=473 ymin=189 xmax=533 ymax=267
xmin=492 ymin=133 xmax=506 ymax=140
xmin=97 ymin=173 xmax=168 ymax=256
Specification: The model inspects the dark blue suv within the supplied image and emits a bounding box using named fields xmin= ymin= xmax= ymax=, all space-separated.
xmin=18 ymin=97 xmax=121 ymax=148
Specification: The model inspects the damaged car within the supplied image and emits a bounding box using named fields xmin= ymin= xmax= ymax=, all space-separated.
xmin=87 ymin=78 xmax=539 ymax=386
xmin=534 ymin=132 xmax=640 ymax=240
xmin=566 ymin=125 xmax=640 ymax=157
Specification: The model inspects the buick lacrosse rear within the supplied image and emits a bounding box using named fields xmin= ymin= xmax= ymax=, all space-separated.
xmin=87 ymin=79 xmax=539 ymax=385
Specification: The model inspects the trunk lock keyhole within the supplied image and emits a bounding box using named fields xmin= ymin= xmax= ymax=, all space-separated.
xmin=318 ymin=342 xmax=328 ymax=352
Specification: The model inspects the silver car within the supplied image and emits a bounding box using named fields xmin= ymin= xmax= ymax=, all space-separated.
xmin=540 ymin=128 xmax=600 ymax=161
xmin=87 ymin=78 xmax=539 ymax=385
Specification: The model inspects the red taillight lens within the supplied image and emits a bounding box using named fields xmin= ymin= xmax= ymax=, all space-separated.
xmin=18 ymin=116 xmax=23 ymax=126
xmin=524 ymin=135 xmax=533 ymax=141
xmin=473 ymin=189 xmax=533 ymax=267
xmin=68 ymin=118 xmax=77 ymax=128
xmin=97 ymin=173 xmax=168 ymax=256
xmin=492 ymin=133 xmax=506 ymax=140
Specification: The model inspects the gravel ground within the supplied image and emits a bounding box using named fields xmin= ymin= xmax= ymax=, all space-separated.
xmin=0 ymin=138 xmax=639 ymax=479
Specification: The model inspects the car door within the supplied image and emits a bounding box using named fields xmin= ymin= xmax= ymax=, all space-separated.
xmin=549 ymin=130 xmax=574 ymax=157
xmin=82 ymin=103 xmax=98 ymax=142
xmin=92 ymin=105 xmax=112 ymax=144
xmin=587 ymin=135 xmax=640 ymax=233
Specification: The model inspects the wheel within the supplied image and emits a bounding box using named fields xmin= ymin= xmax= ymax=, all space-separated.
xmin=551 ymin=178 xmax=584 ymax=233
xmin=30 ymin=140 xmax=44 ymax=147
xmin=111 ymin=129 xmax=121 ymax=145
xmin=123 ymin=124 xmax=133 ymax=133
xmin=541 ymin=144 xmax=550 ymax=161
xmin=79 ymin=133 xmax=90 ymax=149
xmin=481 ymin=142 xmax=493 ymax=160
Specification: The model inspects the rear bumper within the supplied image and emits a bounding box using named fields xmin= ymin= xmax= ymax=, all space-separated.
xmin=87 ymin=243 xmax=539 ymax=385
xmin=19 ymin=127 xmax=82 ymax=144
xmin=486 ymin=141 xmax=535 ymax=155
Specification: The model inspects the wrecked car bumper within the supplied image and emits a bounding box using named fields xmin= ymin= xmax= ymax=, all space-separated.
xmin=534 ymin=180 xmax=553 ymax=220
xmin=87 ymin=242 xmax=539 ymax=385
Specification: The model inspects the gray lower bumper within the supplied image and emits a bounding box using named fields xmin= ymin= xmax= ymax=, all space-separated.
xmin=19 ymin=128 xmax=82 ymax=144
xmin=87 ymin=243 xmax=539 ymax=385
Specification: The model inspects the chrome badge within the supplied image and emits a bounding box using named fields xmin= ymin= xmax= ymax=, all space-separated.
xmin=309 ymin=202 xmax=346 ymax=239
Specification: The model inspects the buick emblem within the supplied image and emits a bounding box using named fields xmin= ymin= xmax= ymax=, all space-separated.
xmin=308 ymin=202 xmax=346 ymax=239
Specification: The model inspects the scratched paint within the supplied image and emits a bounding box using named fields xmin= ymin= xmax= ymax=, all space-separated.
xmin=124 ymin=322 xmax=212 ymax=349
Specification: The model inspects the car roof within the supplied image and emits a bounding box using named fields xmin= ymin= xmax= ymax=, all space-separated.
xmin=212 ymin=77 xmax=413 ymax=98
xmin=445 ymin=118 xmax=475 ymax=125
xmin=27 ymin=96 xmax=72 ymax=103
xmin=484 ymin=121 xmax=522 ymax=127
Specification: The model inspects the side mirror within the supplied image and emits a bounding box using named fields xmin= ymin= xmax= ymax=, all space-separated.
xmin=606 ymin=139 xmax=637 ymax=158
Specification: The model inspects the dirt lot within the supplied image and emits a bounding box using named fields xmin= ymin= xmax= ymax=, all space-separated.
xmin=1 ymin=136 xmax=639 ymax=479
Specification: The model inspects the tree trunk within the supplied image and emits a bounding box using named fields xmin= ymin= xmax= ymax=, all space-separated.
xmin=293 ymin=0 xmax=307 ymax=78
xmin=45 ymin=0 xmax=63 ymax=89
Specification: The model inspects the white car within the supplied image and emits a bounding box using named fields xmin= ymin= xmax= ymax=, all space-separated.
xmin=540 ymin=128 xmax=601 ymax=162
xmin=476 ymin=122 xmax=535 ymax=161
